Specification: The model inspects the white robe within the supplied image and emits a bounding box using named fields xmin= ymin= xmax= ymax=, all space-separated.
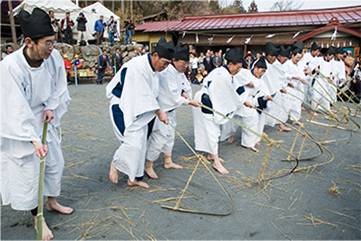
xmin=0 ymin=47 xmax=70 ymax=210
xmin=330 ymin=59 xmax=346 ymax=102
xmin=263 ymin=60 xmax=290 ymax=127
xmin=300 ymin=52 xmax=318 ymax=103
xmin=146 ymin=64 xmax=192 ymax=161
xmin=237 ymin=70 xmax=270 ymax=148
xmin=220 ymin=68 xmax=250 ymax=141
xmin=106 ymin=54 xmax=160 ymax=181
xmin=193 ymin=66 xmax=241 ymax=154
xmin=310 ymin=58 xmax=334 ymax=111
xmin=284 ymin=60 xmax=305 ymax=121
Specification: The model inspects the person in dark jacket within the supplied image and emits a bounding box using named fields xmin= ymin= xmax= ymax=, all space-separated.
xmin=111 ymin=48 xmax=123 ymax=73
xmin=97 ymin=49 xmax=111 ymax=84
xmin=76 ymin=12 xmax=87 ymax=45
xmin=203 ymin=49 xmax=215 ymax=73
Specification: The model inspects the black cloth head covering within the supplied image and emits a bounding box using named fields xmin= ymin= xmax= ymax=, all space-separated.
xmin=153 ymin=37 xmax=174 ymax=60
xmin=320 ymin=47 xmax=328 ymax=55
xmin=310 ymin=42 xmax=321 ymax=51
xmin=278 ymin=45 xmax=290 ymax=58
xmin=290 ymin=41 xmax=304 ymax=55
xmin=326 ymin=46 xmax=336 ymax=55
xmin=173 ymin=42 xmax=189 ymax=61
xmin=18 ymin=8 xmax=55 ymax=39
xmin=292 ymin=41 xmax=304 ymax=51
xmin=335 ymin=47 xmax=343 ymax=54
xmin=291 ymin=47 xmax=303 ymax=55
xmin=251 ymin=57 xmax=267 ymax=70
xmin=225 ymin=47 xmax=243 ymax=64
xmin=265 ymin=42 xmax=279 ymax=56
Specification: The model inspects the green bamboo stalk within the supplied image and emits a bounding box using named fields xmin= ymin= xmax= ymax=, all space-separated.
xmin=36 ymin=122 xmax=48 ymax=240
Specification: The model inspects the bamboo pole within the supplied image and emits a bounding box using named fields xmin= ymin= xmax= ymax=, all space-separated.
xmin=317 ymin=72 xmax=360 ymax=106
xmin=36 ymin=122 xmax=48 ymax=240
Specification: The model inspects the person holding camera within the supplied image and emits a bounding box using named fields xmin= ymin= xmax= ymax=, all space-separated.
xmin=76 ymin=12 xmax=88 ymax=46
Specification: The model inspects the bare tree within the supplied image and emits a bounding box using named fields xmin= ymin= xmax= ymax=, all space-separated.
xmin=271 ymin=0 xmax=304 ymax=11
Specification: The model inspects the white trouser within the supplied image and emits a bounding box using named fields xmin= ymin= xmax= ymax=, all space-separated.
xmin=146 ymin=110 xmax=176 ymax=161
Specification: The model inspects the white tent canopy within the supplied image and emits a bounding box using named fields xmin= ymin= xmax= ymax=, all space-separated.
xmin=76 ymin=2 xmax=121 ymax=41
xmin=13 ymin=0 xmax=80 ymax=15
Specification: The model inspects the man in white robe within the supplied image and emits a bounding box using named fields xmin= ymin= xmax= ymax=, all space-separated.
xmin=192 ymin=48 xmax=244 ymax=174
xmin=0 ymin=8 xmax=72 ymax=241
xmin=263 ymin=44 xmax=292 ymax=132
xmin=300 ymin=42 xmax=321 ymax=104
xmin=308 ymin=47 xmax=336 ymax=112
xmin=331 ymin=48 xmax=347 ymax=102
xmin=284 ymin=47 xmax=307 ymax=123
xmin=237 ymin=57 xmax=272 ymax=152
xmin=106 ymin=38 xmax=174 ymax=188
xmin=145 ymin=43 xmax=200 ymax=179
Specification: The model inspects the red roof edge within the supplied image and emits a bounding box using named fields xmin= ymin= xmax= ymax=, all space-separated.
xmin=181 ymin=5 xmax=361 ymax=21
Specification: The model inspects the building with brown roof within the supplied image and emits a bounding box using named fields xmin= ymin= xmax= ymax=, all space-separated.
xmin=134 ymin=5 xmax=361 ymax=55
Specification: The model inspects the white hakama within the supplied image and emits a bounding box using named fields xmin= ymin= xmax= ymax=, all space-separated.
xmin=284 ymin=60 xmax=305 ymax=121
xmin=237 ymin=70 xmax=270 ymax=148
xmin=146 ymin=64 xmax=191 ymax=161
xmin=310 ymin=59 xmax=334 ymax=111
xmin=263 ymin=60 xmax=290 ymax=127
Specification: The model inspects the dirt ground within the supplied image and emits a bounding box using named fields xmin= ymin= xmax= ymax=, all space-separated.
xmin=2 ymin=84 xmax=361 ymax=240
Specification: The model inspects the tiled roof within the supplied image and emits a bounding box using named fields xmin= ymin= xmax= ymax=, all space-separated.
xmin=135 ymin=6 xmax=361 ymax=32
xmin=135 ymin=20 xmax=181 ymax=32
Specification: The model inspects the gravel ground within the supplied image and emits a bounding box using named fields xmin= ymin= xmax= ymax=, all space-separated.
xmin=2 ymin=84 xmax=361 ymax=240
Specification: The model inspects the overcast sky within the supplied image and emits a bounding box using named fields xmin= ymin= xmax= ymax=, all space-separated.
xmin=219 ymin=0 xmax=361 ymax=11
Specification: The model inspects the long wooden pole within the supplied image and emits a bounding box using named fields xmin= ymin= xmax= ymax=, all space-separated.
xmin=36 ymin=122 xmax=48 ymax=240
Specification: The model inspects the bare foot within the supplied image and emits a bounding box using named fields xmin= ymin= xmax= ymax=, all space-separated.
xmin=227 ymin=135 xmax=236 ymax=144
xmin=34 ymin=218 xmax=54 ymax=241
xmin=212 ymin=162 xmax=229 ymax=175
xmin=277 ymin=124 xmax=291 ymax=132
xmin=309 ymin=111 xmax=318 ymax=117
xmin=164 ymin=156 xmax=183 ymax=169
xmin=241 ymin=145 xmax=259 ymax=153
xmin=206 ymin=155 xmax=224 ymax=163
xmin=292 ymin=120 xmax=303 ymax=126
xmin=127 ymin=180 xmax=150 ymax=189
xmin=164 ymin=161 xmax=183 ymax=169
xmin=145 ymin=161 xmax=158 ymax=179
xmin=108 ymin=162 xmax=119 ymax=184
xmin=46 ymin=198 xmax=74 ymax=215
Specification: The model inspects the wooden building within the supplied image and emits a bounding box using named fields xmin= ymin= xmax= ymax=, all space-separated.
xmin=134 ymin=5 xmax=361 ymax=56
